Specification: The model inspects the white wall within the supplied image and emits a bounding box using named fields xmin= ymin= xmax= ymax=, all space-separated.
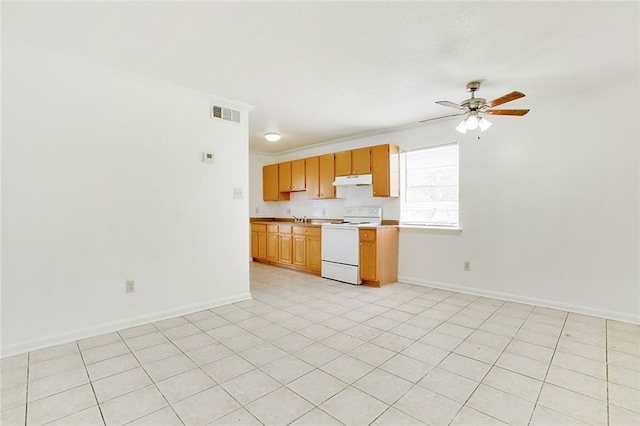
xmin=2 ymin=41 xmax=252 ymax=356
xmin=249 ymin=78 xmax=639 ymax=323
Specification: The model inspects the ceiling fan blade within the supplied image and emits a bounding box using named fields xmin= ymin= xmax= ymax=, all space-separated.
xmin=419 ymin=113 xmax=466 ymax=123
xmin=485 ymin=109 xmax=530 ymax=116
xmin=435 ymin=100 xmax=463 ymax=110
xmin=486 ymin=91 xmax=525 ymax=108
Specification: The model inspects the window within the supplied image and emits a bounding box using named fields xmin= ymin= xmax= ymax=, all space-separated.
xmin=400 ymin=143 xmax=459 ymax=227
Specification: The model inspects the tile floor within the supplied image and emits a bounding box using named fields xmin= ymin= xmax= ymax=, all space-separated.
xmin=1 ymin=262 xmax=639 ymax=425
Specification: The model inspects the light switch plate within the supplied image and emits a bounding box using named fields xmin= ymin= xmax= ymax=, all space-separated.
xmin=233 ymin=188 xmax=243 ymax=199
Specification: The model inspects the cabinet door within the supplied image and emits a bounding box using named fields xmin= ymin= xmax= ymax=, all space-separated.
xmin=291 ymin=159 xmax=306 ymax=191
xmin=306 ymin=236 xmax=322 ymax=272
xmin=279 ymin=235 xmax=293 ymax=264
xmin=267 ymin=232 xmax=279 ymax=261
xmin=251 ymin=231 xmax=259 ymax=258
xmin=352 ymin=147 xmax=371 ymax=175
xmin=279 ymin=162 xmax=292 ymax=192
xmin=293 ymin=235 xmax=306 ymax=266
xmin=305 ymin=157 xmax=320 ymax=199
xmin=334 ymin=151 xmax=352 ymax=176
xmin=359 ymin=241 xmax=377 ymax=281
xmin=258 ymin=232 xmax=267 ymax=259
xmin=319 ymin=153 xmax=335 ymax=199
xmin=263 ymin=164 xmax=279 ymax=201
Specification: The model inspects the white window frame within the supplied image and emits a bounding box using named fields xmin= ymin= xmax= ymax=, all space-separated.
xmin=400 ymin=143 xmax=460 ymax=229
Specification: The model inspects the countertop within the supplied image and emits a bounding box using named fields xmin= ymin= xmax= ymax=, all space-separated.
xmin=250 ymin=218 xmax=399 ymax=228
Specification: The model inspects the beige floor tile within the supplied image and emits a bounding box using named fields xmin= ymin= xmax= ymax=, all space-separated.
xmin=454 ymin=340 xmax=502 ymax=364
xmin=379 ymin=353 xmax=434 ymax=383
xmin=293 ymin=343 xmax=342 ymax=367
xmin=153 ymin=316 xmax=189 ymax=330
xmin=1 ymin=353 xmax=28 ymax=371
xmin=29 ymin=342 xmax=79 ymax=364
xmin=28 ymin=352 xmax=84 ymax=381
xmin=133 ymin=342 xmax=181 ymax=365
xmin=529 ymin=405 xmax=588 ymax=425
xmin=466 ymin=330 xmax=511 ymax=351
xmin=143 ymin=353 xmax=197 ymax=382
xmin=168 ymin=332 xmax=215 ymax=353
xmin=353 ymin=368 xmax=413 ymax=404
xmin=28 ymin=367 xmax=89 ymax=402
xmin=201 ymin=354 xmax=255 ymax=383
xmin=161 ymin=323 xmax=201 ymax=340
xmin=26 ymin=383 xmax=96 ymax=426
xmin=450 ymin=406 xmax=509 ymax=425
xmin=209 ymin=407 xmax=262 ymax=425
xmin=246 ymin=386 xmax=314 ymax=425
xmin=370 ymin=407 xmax=423 ymax=425
xmin=418 ymin=367 xmax=479 ymax=403
xmin=239 ymin=343 xmax=287 ymax=367
xmin=1 ymin=405 xmax=25 ymax=426
xmin=393 ymin=385 xmax=461 ymax=425
xmin=185 ymin=342 xmax=233 ymax=366
xmin=85 ymin=353 xmax=140 ymax=381
xmin=118 ymin=323 xmax=158 ymax=340
xmin=482 ymin=366 xmax=542 ymax=402
xmin=261 ymin=354 xmax=314 ymax=384
xmin=495 ymin=351 xmax=548 ymax=381
xmin=124 ymin=331 xmax=170 ymax=352
xmin=287 ymin=369 xmax=347 ymax=405
xmin=290 ymin=407 xmax=344 ymax=425
xmin=537 ymin=383 xmax=608 ymax=425
xmin=401 ymin=341 xmax=449 ymax=365
xmin=1 ymin=366 xmax=26 ymax=392
xmin=155 ymin=368 xmax=215 ymax=404
xmin=81 ymin=341 xmax=130 ymax=365
xmin=609 ymin=364 xmax=640 ymax=390
xmin=439 ymin=353 xmax=492 ymax=381
xmin=93 ymin=366 xmax=152 ymax=403
xmin=608 ymin=349 xmax=640 ymax=371
xmin=321 ymin=333 xmax=366 ymax=353
xmin=369 ymin=332 xmax=414 ymax=352
xmin=78 ymin=332 xmax=122 ymax=351
xmin=320 ymin=386 xmax=389 ymax=426
xmin=435 ymin=322 xmax=475 ymax=339
xmin=297 ymin=324 xmax=337 ymax=341
xmin=171 ymin=385 xmax=240 ymax=426
xmin=100 ymin=385 xmax=167 ymax=425
xmin=45 ymin=406 xmax=104 ymax=426
xmin=219 ymin=369 xmax=280 ymax=405
xmin=609 ymin=405 xmax=640 ymax=426
xmin=560 ymin=329 xmax=606 ymax=348
xmin=219 ymin=333 xmax=264 ymax=352
xmin=251 ymin=324 xmax=292 ymax=340
xmin=608 ymin=382 xmax=640 ymax=413
xmin=320 ymin=354 xmax=374 ymax=384
xmin=348 ymin=342 xmax=396 ymax=367
xmin=344 ymin=324 xmax=386 ymax=341
xmin=270 ymin=333 xmax=314 ymax=353
xmin=546 ymin=365 xmax=607 ymax=401
xmin=551 ymin=350 xmax=607 ymax=379
xmin=192 ymin=315 xmax=230 ymax=332
xmin=418 ymin=330 xmax=463 ymax=351
xmin=514 ymin=328 xmax=559 ymax=348
xmin=608 ymin=339 xmax=640 ymax=357
xmin=1 ymin=383 xmax=26 ymax=412
xmin=557 ymin=337 xmax=606 ymax=362
xmin=467 ymin=383 xmax=534 ymax=425
xmin=128 ymin=407 xmax=182 ymax=426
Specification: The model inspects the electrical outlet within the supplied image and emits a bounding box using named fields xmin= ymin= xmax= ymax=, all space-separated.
xmin=464 ymin=261 xmax=471 ymax=272
xmin=233 ymin=188 xmax=243 ymax=199
xmin=126 ymin=280 xmax=135 ymax=293
xmin=255 ymin=207 xmax=259 ymax=214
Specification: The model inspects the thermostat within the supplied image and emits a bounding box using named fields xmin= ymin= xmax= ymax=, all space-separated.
xmin=202 ymin=152 xmax=215 ymax=164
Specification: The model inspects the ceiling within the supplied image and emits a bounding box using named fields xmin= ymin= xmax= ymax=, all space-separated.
xmin=2 ymin=2 xmax=637 ymax=154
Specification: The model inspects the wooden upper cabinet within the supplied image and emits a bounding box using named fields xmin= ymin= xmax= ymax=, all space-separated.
xmin=371 ymin=144 xmax=399 ymax=198
xmin=305 ymin=157 xmax=320 ymax=198
xmin=352 ymin=147 xmax=372 ymax=174
xmin=318 ymin=153 xmax=336 ymax=199
xmin=263 ymin=164 xmax=290 ymax=201
xmin=291 ymin=159 xmax=306 ymax=191
xmin=278 ymin=162 xmax=292 ymax=192
xmin=335 ymin=148 xmax=371 ymax=176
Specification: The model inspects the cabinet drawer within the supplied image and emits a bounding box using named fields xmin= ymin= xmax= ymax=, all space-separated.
xmin=251 ymin=224 xmax=267 ymax=232
xmin=359 ymin=229 xmax=377 ymax=242
xmin=279 ymin=224 xmax=292 ymax=234
xmin=267 ymin=224 xmax=279 ymax=233
xmin=293 ymin=226 xmax=321 ymax=237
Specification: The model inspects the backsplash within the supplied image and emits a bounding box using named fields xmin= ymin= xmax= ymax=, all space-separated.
xmin=252 ymin=185 xmax=400 ymax=220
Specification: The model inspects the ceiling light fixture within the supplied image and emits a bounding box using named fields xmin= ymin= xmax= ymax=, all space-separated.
xmin=455 ymin=113 xmax=492 ymax=134
xmin=264 ymin=133 xmax=281 ymax=142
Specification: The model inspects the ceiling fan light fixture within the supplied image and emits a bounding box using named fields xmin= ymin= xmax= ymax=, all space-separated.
xmin=479 ymin=117 xmax=492 ymax=132
xmin=455 ymin=120 xmax=467 ymax=134
xmin=465 ymin=114 xmax=479 ymax=130
xmin=264 ymin=133 xmax=281 ymax=142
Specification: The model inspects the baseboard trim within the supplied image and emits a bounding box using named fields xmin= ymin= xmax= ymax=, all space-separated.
xmin=398 ymin=276 xmax=639 ymax=325
xmin=1 ymin=292 xmax=253 ymax=358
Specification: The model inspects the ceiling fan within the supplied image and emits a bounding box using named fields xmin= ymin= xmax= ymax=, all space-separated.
xmin=421 ymin=81 xmax=530 ymax=133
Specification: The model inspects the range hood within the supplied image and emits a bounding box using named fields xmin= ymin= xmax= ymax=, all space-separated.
xmin=333 ymin=174 xmax=373 ymax=186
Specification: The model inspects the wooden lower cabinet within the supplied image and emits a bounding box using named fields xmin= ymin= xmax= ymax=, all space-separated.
xmin=252 ymin=222 xmax=321 ymax=275
xmin=359 ymin=227 xmax=399 ymax=286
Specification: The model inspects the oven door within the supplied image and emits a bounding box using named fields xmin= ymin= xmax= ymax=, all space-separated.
xmin=321 ymin=225 xmax=360 ymax=265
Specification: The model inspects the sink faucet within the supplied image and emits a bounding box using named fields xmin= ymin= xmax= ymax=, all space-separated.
xmin=292 ymin=215 xmax=301 ymax=222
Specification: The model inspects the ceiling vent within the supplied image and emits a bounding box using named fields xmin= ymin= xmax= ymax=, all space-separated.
xmin=211 ymin=104 xmax=241 ymax=123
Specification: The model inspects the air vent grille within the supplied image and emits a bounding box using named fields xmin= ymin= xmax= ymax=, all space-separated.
xmin=211 ymin=104 xmax=241 ymax=123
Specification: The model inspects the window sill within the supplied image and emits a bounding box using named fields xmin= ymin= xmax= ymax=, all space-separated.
xmin=399 ymin=225 xmax=462 ymax=235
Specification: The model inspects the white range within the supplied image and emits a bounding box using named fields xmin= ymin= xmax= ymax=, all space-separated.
xmin=321 ymin=206 xmax=382 ymax=285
